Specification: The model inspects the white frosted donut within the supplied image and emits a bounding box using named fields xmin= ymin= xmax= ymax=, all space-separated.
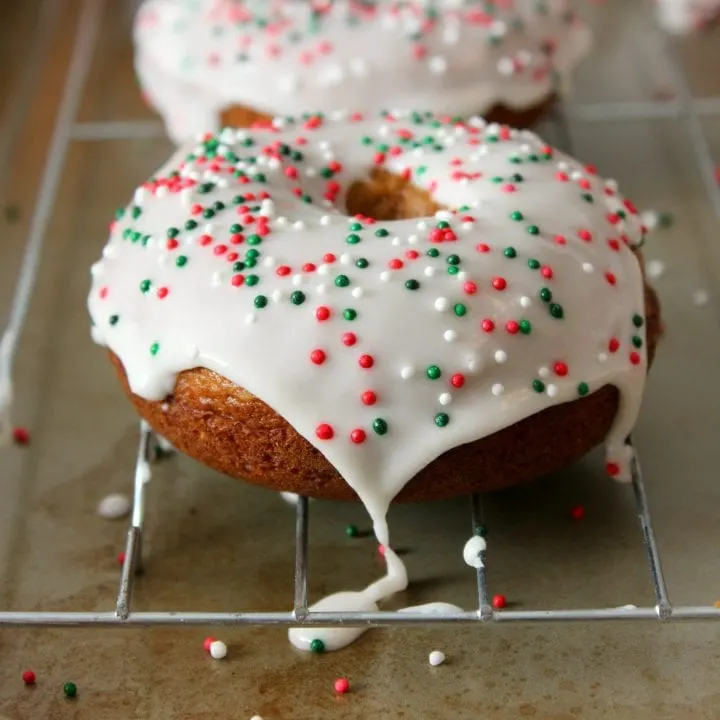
xmin=89 ymin=111 xmax=649 ymax=541
xmin=654 ymin=0 xmax=720 ymax=32
xmin=134 ymin=0 xmax=591 ymax=144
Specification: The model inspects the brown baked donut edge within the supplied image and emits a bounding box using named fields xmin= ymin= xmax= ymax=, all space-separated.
xmin=219 ymin=97 xmax=558 ymax=133
xmin=109 ymin=282 xmax=660 ymax=502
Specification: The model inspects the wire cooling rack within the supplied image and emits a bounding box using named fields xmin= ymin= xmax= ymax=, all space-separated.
xmin=1 ymin=0 xmax=720 ymax=629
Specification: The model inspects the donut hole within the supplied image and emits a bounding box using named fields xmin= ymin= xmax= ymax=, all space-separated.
xmin=345 ymin=168 xmax=443 ymax=222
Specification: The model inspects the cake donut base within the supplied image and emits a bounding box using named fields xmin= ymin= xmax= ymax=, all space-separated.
xmin=219 ymin=97 xmax=558 ymax=135
xmin=110 ymin=282 xmax=659 ymax=502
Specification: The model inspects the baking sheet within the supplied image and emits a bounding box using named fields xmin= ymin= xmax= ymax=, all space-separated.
xmin=1 ymin=0 xmax=720 ymax=718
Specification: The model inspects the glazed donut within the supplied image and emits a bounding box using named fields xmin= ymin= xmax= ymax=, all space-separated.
xmin=89 ymin=111 xmax=658 ymax=545
xmin=654 ymin=0 xmax=720 ymax=32
xmin=134 ymin=0 xmax=591 ymax=144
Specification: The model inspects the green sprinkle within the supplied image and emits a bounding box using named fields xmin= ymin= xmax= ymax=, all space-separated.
xmin=539 ymin=287 xmax=552 ymax=302
xmin=549 ymin=303 xmax=564 ymax=319
xmin=246 ymin=249 xmax=260 ymax=259
xmin=527 ymin=258 xmax=540 ymax=270
xmin=532 ymin=379 xmax=545 ymax=393
xmin=335 ymin=274 xmax=350 ymax=288
xmin=405 ymin=279 xmax=420 ymax=291
xmin=150 ymin=343 xmax=160 ymax=356
xmin=185 ymin=219 xmax=198 ymax=230
xmin=632 ymin=314 xmax=644 ymax=328
xmin=426 ymin=365 xmax=442 ymax=380
xmin=436 ymin=221 xmax=450 ymax=230
xmin=355 ymin=258 xmax=369 ymax=269
xmin=632 ymin=335 xmax=643 ymax=348
xmin=63 ymin=682 xmax=77 ymax=699
xmin=254 ymin=295 xmax=268 ymax=309
xmin=346 ymin=233 xmax=361 ymax=244
xmin=434 ymin=413 xmax=450 ymax=427
xmin=577 ymin=382 xmax=590 ymax=396
xmin=202 ymin=208 xmax=215 ymax=219
xmin=427 ymin=248 xmax=440 ymax=258
xmin=504 ymin=247 xmax=517 ymax=259
xmin=343 ymin=308 xmax=357 ymax=321
xmin=247 ymin=234 xmax=262 ymax=246
xmin=526 ymin=225 xmax=540 ymax=236
xmin=345 ymin=524 xmax=359 ymax=538
xmin=167 ymin=227 xmax=181 ymax=239
xmin=446 ymin=254 xmax=460 ymax=265
xmin=131 ymin=206 xmax=142 ymax=219
xmin=372 ymin=418 xmax=388 ymax=435
xmin=474 ymin=524 xmax=487 ymax=538
xmin=290 ymin=291 xmax=306 ymax=305
xmin=230 ymin=223 xmax=243 ymax=233
xmin=176 ymin=255 xmax=188 ymax=268
xmin=519 ymin=320 xmax=532 ymax=335
xmin=140 ymin=279 xmax=151 ymax=293
xmin=510 ymin=211 xmax=524 ymax=221
xmin=447 ymin=266 xmax=459 ymax=276
xmin=109 ymin=315 xmax=119 ymax=326
xmin=349 ymin=222 xmax=363 ymax=231
xmin=453 ymin=303 xmax=467 ymax=317
xmin=245 ymin=274 xmax=259 ymax=286
xmin=310 ymin=639 xmax=326 ymax=653
xmin=375 ymin=228 xmax=389 ymax=237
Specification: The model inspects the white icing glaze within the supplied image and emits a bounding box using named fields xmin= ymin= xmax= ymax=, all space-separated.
xmin=88 ymin=112 xmax=650 ymax=649
xmin=134 ymin=0 xmax=591 ymax=144
xmin=654 ymin=0 xmax=720 ymax=32
xmin=462 ymin=535 xmax=486 ymax=569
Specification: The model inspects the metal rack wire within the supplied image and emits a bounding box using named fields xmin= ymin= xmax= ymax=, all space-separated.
xmin=1 ymin=0 xmax=720 ymax=629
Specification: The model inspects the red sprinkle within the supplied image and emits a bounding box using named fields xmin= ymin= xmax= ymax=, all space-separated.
xmin=450 ymin=373 xmax=465 ymax=388
xmin=22 ymin=670 xmax=36 ymax=685
xmin=491 ymin=277 xmax=507 ymax=291
xmin=577 ymin=229 xmax=592 ymax=242
xmin=203 ymin=637 xmax=217 ymax=653
xmin=361 ymin=391 xmax=377 ymax=406
xmin=310 ymin=349 xmax=327 ymax=365
xmin=553 ymin=362 xmax=569 ymax=377
xmin=342 ymin=332 xmax=357 ymax=347
xmin=316 ymin=424 xmax=334 ymax=441
xmin=481 ymin=319 xmax=495 ymax=333
xmin=323 ymin=253 xmax=336 ymax=264
xmin=463 ymin=281 xmax=478 ymax=295
xmin=606 ymin=462 xmax=621 ymax=478
xmin=605 ymin=272 xmax=617 ymax=286
xmin=608 ymin=338 xmax=620 ymax=353
xmin=157 ymin=287 xmax=169 ymax=299
xmin=358 ymin=354 xmax=374 ymax=369
xmin=350 ymin=429 xmax=366 ymax=444
xmin=117 ymin=552 xmax=126 ymax=566
xmin=231 ymin=274 xmax=245 ymax=287
xmin=315 ymin=306 xmax=330 ymax=321
xmin=334 ymin=678 xmax=350 ymax=694
xmin=570 ymin=505 xmax=586 ymax=520
xmin=13 ymin=427 xmax=30 ymax=445
xmin=506 ymin=321 xmax=520 ymax=335
xmin=492 ymin=595 xmax=507 ymax=610
xmin=388 ymin=258 xmax=404 ymax=270
xmin=276 ymin=265 xmax=291 ymax=276
xmin=629 ymin=351 xmax=642 ymax=366
xmin=476 ymin=243 xmax=490 ymax=253
xmin=553 ymin=234 xmax=567 ymax=245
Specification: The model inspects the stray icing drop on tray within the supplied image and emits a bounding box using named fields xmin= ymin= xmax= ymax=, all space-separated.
xmin=88 ymin=112 xmax=649 ymax=650
xmin=134 ymin=0 xmax=591 ymax=144
xmin=462 ymin=535 xmax=487 ymax=569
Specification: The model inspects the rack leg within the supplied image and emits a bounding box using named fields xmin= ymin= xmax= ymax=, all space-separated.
xmin=470 ymin=494 xmax=492 ymax=620
xmin=115 ymin=422 xmax=153 ymax=619
xmin=293 ymin=495 xmax=309 ymax=620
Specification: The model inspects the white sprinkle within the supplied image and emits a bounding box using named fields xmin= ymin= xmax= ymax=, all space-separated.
xmin=160 ymin=403 xmax=169 ymax=413
xmin=380 ymin=271 xmax=391 ymax=282
xmin=519 ymin=296 xmax=532 ymax=308
xmin=640 ymin=210 xmax=659 ymax=230
xmin=351 ymin=287 xmax=364 ymax=299
xmin=582 ymin=263 xmax=594 ymax=274
xmin=439 ymin=392 xmax=452 ymax=406
xmin=429 ymin=55 xmax=448 ymax=74
xmin=250 ymin=716 xmax=264 ymax=720
xmin=245 ymin=313 xmax=256 ymax=325
xmin=292 ymin=274 xmax=305 ymax=287
xmin=547 ymin=384 xmax=559 ymax=398
xmin=340 ymin=253 xmax=352 ymax=265
xmin=497 ymin=57 xmax=515 ymax=75
xmin=462 ymin=535 xmax=487 ymax=569
xmin=155 ymin=186 xmax=168 ymax=199
xmin=263 ymin=256 xmax=275 ymax=268
xmin=276 ymin=216 xmax=288 ymax=227
xmin=416 ymin=221 xmax=428 ymax=231
xmin=435 ymin=297 xmax=449 ymax=312
xmin=494 ymin=350 xmax=507 ymax=364
xmin=598 ymin=352 xmax=608 ymax=363
xmin=350 ymin=57 xmax=368 ymax=77
xmin=461 ymin=222 xmax=474 ymax=232
xmin=400 ymin=365 xmax=415 ymax=380
xmin=392 ymin=236 xmax=402 ymax=247
xmin=211 ymin=271 xmax=223 ymax=287
xmin=539 ymin=366 xmax=550 ymax=378
xmin=466 ymin=356 xmax=480 ymax=372
xmin=407 ymin=234 xmax=419 ymax=245
xmin=317 ymin=264 xmax=329 ymax=276
xmin=91 ymin=261 xmax=105 ymax=277
xmin=293 ymin=220 xmax=306 ymax=231
xmin=491 ymin=383 xmax=504 ymax=396
xmin=443 ymin=329 xmax=457 ymax=343
xmin=428 ymin=650 xmax=446 ymax=667
xmin=320 ymin=215 xmax=331 ymax=226
xmin=272 ymin=290 xmax=283 ymax=303
xmin=425 ymin=266 xmax=436 ymax=278
xmin=693 ymin=289 xmax=709 ymax=306
xmin=316 ymin=284 xmax=327 ymax=295
xmin=97 ymin=493 xmax=131 ymax=520
xmin=646 ymin=259 xmax=665 ymax=279
xmin=209 ymin=640 xmax=227 ymax=659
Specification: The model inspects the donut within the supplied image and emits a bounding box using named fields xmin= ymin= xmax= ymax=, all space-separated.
xmin=654 ymin=0 xmax=720 ymax=32
xmin=134 ymin=0 xmax=592 ymax=144
xmin=89 ymin=110 xmax=658 ymax=525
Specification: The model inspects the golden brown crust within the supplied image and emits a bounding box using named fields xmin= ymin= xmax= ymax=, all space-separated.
xmin=109 ymin=279 xmax=660 ymax=502
xmin=219 ymin=97 xmax=557 ymax=133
